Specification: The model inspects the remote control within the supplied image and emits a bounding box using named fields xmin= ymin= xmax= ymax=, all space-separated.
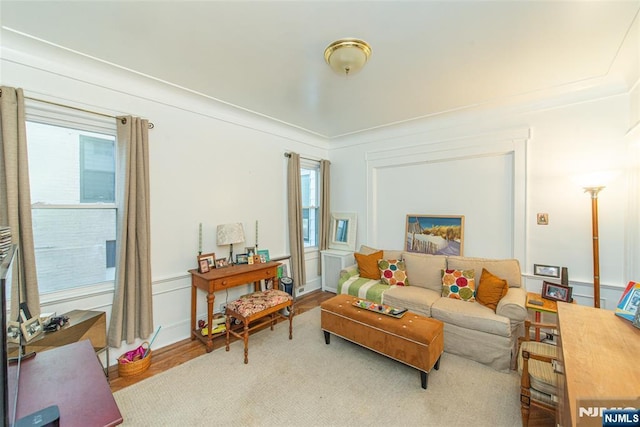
xmin=529 ymin=299 xmax=543 ymax=306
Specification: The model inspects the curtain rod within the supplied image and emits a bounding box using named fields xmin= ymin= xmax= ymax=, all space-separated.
xmin=18 ymin=93 xmax=154 ymax=129
xmin=283 ymin=152 xmax=321 ymax=162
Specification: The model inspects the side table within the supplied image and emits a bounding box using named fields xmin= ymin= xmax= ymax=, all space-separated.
xmin=525 ymin=292 xmax=558 ymax=341
xmin=15 ymin=309 xmax=109 ymax=377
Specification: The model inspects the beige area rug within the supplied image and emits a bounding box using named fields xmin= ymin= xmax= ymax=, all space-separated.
xmin=114 ymin=308 xmax=521 ymax=426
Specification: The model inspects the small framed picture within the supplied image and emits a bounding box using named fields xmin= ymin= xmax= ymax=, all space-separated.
xmin=7 ymin=321 xmax=21 ymax=344
xmin=542 ymin=281 xmax=572 ymax=303
xmin=257 ymin=249 xmax=270 ymax=263
xmin=197 ymin=252 xmax=216 ymax=271
xmin=245 ymin=247 xmax=256 ymax=257
xmin=236 ymin=253 xmax=249 ymax=264
xmin=533 ymin=264 xmax=560 ymax=278
xmin=537 ymin=213 xmax=549 ymax=225
xmin=21 ymin=317 xmax=43 ymax=342
xmin=215 ymin=258 xmax=229 ymax=268
xmin=199 ymin=259 xmax=210 ymax=273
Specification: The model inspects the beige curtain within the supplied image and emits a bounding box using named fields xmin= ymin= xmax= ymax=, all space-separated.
xmin=0 ymin=86 xmax=40 ymax=319
xmin=287 ymin=152 xmax=306 ymax=290
xmin=318 ymin=159 xmax=331 ymax=275
xmin=108 ymin=116 xmax=153 ymax=347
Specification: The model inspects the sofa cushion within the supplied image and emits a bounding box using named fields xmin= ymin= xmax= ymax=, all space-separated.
xmin=401 ymin=252 xmax=447 ymax=292
xmin=431 ymin=297 xmax=512 ymax=338
xmin=441 ymin=269 xmax=476 ymax=302
xmin=447 ymin=256 xmax=522 ymax=287
xmin=354 ymin=250 xmax=384 ymax=280
xmin=476 ymin=268 xmax=509 ymax=311
xmin=382 ymin=286 xmax=440 ymax=318
xmin=378 ymin=259 xmax=409 ymax=286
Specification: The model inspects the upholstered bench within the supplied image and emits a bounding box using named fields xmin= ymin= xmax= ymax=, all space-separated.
xmin=225 ymin=289 xmax=293 ymax=364
xmin=321 ymin=294 xmax=444 ymax=389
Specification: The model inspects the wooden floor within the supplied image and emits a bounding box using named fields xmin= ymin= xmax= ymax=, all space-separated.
xmin=108 ymin=290 xmax=555 ymax=427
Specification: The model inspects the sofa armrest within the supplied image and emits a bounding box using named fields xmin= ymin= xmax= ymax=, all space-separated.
xmin=339 ymin=264 xmax=360 ymax=281
xmin=496 ymin=287 xmax=527 ymax=322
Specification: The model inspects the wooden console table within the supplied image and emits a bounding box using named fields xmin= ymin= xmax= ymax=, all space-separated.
xmin=557 ymin=303 xmax=640 ymax=427
xmin=189 ymin=261 xmax=281 ymax=352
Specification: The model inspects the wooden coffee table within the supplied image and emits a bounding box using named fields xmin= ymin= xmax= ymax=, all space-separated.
xmin=320 ymin=294 xmax=444 ymax=389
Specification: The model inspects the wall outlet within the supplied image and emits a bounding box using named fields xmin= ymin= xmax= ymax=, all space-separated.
xmin=220 ymin=303 xmax=227 ymax=313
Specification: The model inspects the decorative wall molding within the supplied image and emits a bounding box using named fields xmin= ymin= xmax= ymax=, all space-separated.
xmin=365 ymin=128 xmax=530 ymax=262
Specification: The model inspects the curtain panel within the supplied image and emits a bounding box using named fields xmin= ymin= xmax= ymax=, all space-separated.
xmin=0 ymin=86 xmax=40 ymax=319
xmin=287 ymin=152 xmax=306 ymax=290
xmin=108 ymin=116 xmax=154 ymax=347
xmin=318 ymin=159 xmax=331 ymax=275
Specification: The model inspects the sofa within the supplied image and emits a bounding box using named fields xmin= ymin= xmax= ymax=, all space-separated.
xmin=337 ymin=246 xmax=528 ymax=372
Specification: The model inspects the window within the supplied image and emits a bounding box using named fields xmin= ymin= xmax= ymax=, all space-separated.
xmin=26 ymin=105 xmax=117 ymax=295
xmin=301 ymin=161 xmax=319 ymax=248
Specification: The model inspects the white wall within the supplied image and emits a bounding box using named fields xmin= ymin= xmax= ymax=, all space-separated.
xmin=329 ymin=92 xmax=636 ymax=310
xmin=1 ymin=31 xmax=326 ymax=364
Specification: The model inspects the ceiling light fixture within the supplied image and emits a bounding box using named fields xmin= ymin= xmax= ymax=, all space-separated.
xmin=324 ymin=38 xmax=372 ymax=76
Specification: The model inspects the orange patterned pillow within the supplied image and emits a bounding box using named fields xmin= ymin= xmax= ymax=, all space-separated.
xmin=378 ymin=260 xmax=410 ymax=286
xmin=441 ymin=269 xmax=476 ymax=302
xmin=354 ymin=250 xmax=384 ymax=280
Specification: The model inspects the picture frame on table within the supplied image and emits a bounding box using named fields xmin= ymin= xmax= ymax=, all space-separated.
xmin=7 ymin=321 xmax=21 ymax=344
xmin=235 ymin=253 xmax=249 ymax=264
xmin=215 ymin=258 xmax=229 ymax=268
xmin=541 ymin=281 xmax=572 ymax=303
xmin=533 ymin=264 xmax=560 ymax=278
xmin=197 ymin=252 xmax=215 ymax=272
xmin=198 ymin=259 xmax=210 ymax=273
xmin=405 ymin=214 xmax=464 ymax=256
xmin=21 ymin=316 xmax=43 ymax=342
xmin=245 ymin=247 xmax=256 ymax=257
xmin=257 ymin=249 xmax=270 ymax=263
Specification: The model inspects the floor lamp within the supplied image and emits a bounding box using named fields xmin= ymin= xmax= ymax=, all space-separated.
xmin=584 ymin=186 xmax=604 ymax=308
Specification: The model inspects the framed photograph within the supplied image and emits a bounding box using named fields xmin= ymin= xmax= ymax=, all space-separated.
xmin=7 ymin=321 xmax=21 ymax=344
xmin=198 ymin=259 xmax=210 ymax=273
xmin=257 ymin=249 xmax=270 ymax=263
xmin=542 ymin=281 xmax=572 ymax=303
xmin=245 ymin=247 xmax=256 ymax=257
xmin=215 ymin=258 xmax=229 ymax=268
xmin=197 ymin=252 xmax=215 ymax=271
xmin=236 ymin=253 xmax=249 ymax=264
xmin=21 ymin=316 xmax=43 ymax=342
xmin=534 ymin=264 xmax=560 ymax=278
xmin=405 ymin=215 xmax=464 ymax=256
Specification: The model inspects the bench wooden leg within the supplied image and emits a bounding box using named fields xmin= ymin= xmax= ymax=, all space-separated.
xmin=242 ymin=322 xmax=249 ymax=364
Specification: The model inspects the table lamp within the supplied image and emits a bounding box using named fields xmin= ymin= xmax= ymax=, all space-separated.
xmin=216 ymin=223 xmax=245 ymax=265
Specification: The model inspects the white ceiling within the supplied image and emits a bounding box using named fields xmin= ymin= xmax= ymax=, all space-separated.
xmin=2 ymin=1 xmax=639 ymax=138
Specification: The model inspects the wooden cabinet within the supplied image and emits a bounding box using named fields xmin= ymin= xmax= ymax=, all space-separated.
xmin=321 ymin=249 xmax=354 ymax=293
xmin=556 ymin=303 xmax=640 ymax=427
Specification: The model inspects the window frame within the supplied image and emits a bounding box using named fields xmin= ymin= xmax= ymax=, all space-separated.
xmin=300 ymin=159 xmax=320 ymax=251
xmin=25 ymin=100 xmax=119 ymax=304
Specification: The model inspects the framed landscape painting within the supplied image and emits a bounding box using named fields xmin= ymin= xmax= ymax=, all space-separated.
xmin=405 ymin=215 xmax=464 ymax=256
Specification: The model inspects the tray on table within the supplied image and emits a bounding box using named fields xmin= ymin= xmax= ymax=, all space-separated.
xmin=352 ymin=299 xmax=408 ymax=318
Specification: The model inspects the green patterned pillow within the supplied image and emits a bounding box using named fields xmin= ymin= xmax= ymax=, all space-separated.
xmin=441 ymin=269 xmax=475 ymax=301
xmin=378 ymin=259 xmax=410 ymax=286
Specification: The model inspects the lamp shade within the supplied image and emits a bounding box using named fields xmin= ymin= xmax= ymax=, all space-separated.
xmin=324 ymin=38 xmax=371 ymax=76
xmin=216 ymin=223 xmax=245 ymax=245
